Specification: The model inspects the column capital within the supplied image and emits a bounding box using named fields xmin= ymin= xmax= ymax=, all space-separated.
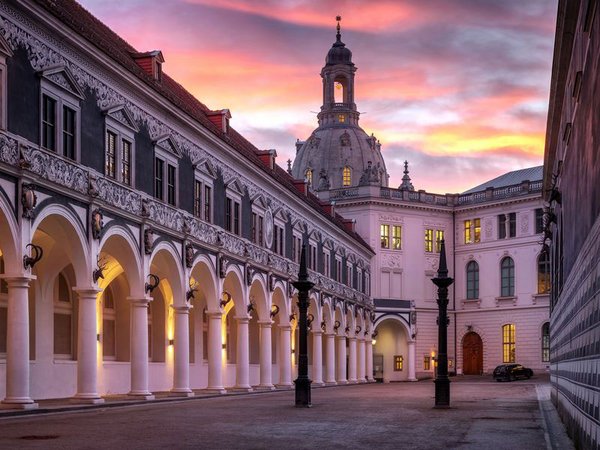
xmin=257 ymin=320 xmax=273 ymax=327
xmin=171 ymin=304 xmax=193 ymax=313
xmin=127 ymin=296 xmax=153 ymax=307
xmin=73 ymin=287 xmax=102 ymax=298
xmin=311 ymin=330 xmax=323 ymax=336
xmin=0 ymin=274 xmax=36 ymax=288
xmin=234 ymin=315 xmax=251 ymax=323
xmin=206 ymin=310 xmax=223 ymax=319
xmin=278 ymin=324 xmax=292 ymax=331
xmin=336 ymin=334 xmax=347 ymax=341
xmin=325 ymin=332 xmax=336 ymax=337
xmin=348 ymin=336 xmax=357 ymax=342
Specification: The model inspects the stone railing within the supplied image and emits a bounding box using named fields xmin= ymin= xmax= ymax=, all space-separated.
xmin=0 ymin=131 xmax=373 ymax=309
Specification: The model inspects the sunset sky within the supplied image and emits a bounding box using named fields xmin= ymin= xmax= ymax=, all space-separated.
xmin=79 ymin=0 xmax=558 ymax=193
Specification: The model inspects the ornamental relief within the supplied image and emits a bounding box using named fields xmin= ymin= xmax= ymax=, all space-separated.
xmin=0 ymin=133 xmax=18 ymax=165
xmin=0 ymin=11 xmax=372 ymax=272
xmin=425 ymin=256 xmax=439 ymax=271
xmin=484 ymin=218 xmax=493 ymax=239
xmin=380 ymin=252 xmax=402 ymax=269
xmin=378 ymin=214 xmax=403 ymax=223
xmin=95 ymin=177 xmax=142 ymax=215
xmin=521 ymin=214 xmax=529 ymax=234
xmin=22 ymin=145 xmax=88 ymax=194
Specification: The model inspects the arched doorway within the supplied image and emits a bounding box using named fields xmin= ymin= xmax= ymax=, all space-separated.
xmin=462 ymin=332 xmax=483 ymax=375
xmin=373 ymin=318 xmax=409 ymax=382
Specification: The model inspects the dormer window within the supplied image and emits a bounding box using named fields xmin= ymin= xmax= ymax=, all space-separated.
xmin=207 ymin=109 xmax=231 ymax=134
xmin=131 ymin=50 xmax=165 ymax=82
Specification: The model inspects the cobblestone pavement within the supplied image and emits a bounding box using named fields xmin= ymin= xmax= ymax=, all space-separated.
xmin=0 ymin=375 xmax=573 ymax=450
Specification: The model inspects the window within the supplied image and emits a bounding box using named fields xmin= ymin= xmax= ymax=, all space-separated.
xmin=380 ymin=224 xmax=389 ymax=248
xmin=154 ymin=156 xmax=177 ymax=206
xmin=425 ymin=229 xmax=433 ymax=252
xmin=464 ymin=219 xmax=481 ymax=244
xmin=466 ymin=261 xmax=479 ymax=300
xmin=292 ymin=234 xmax=302 ymax=263
xmin=498 ymin=214 xmax=506 ymax=239
xmin=346 ymin=264 xmax=353 ymax=288
xmin=357 ymin=269 xmax=362 ymax=292
xmin=194 ymin=180 xmax=202 ymax=218
xmin=537 ymin=252 xmax=551 ymax=294
xmin=308 ymin=243 xmax=317 ymax=271
xmin=323 ymin=251 xmax=331 ymax=278
xmin=305 ymin=169 xmax=313 ymax=185
xmin=394 ymin=355 xmax=403 ymax=371
xmin=508 ymin=213 xmax=516 ymax=237
xmin=54 ymin=273 xmax=73 ymax=359
xmin=225 ymin=198 xmax=232 ymax=232
xmin=423 ymin=356 xmax=431 ymax=371
xmin=40 ymin=68 xmax=83 ymax=161
xmin=535 ymin=208 xmax=544 ymax=234
xmin=102 ymin=286 xmax=116 ymax=360
xmin=336 ymin=258 xmax=342 ymax=283
xmin=541 ymin=323 xmax=550 ymax=362
xmin=104 ymin=107 xmax=137 ymax=186
xmin=167 ymin=165 xmax=176 ymax=205
xmin=499 ymin=213 xmax=517 ymax=239
xmin=154 ymin=158 xmax=164 ymax=201
xmin=502 ymin=324 xmax=516 ymax=363
xmin=233 ymin=202 xmax=240 ymax=235
xmin=343 ymin=166 xmax=351 ymax=186
xmin=392 ymin=225 xmax=402 ymax=250
xmin=435 ymin=230 xmax=444 ymax=253
xmin=273 ymin=224 xmax=284 ymax=256
xmin=500 ymin=257 xmax=515 ymax=297
xmin=0 ymin=50 xmax=7 ymax=130
xmin=338 ymin=114 xmax=346 ymax=123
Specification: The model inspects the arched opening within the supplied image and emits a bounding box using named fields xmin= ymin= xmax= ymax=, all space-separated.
xmin=334 ymin=76 xmax=347 ymax=104
xmin=222 ymin=268 xmax=245 ymax=387
xmin=373 ymin=318 xmax=409 ymax=382
xmin=462 ymin=332 xmax=483 ymax=375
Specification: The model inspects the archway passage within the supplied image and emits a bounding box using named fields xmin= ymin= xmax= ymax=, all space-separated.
xmin=463 ymin=332 xmax=483 ymax=375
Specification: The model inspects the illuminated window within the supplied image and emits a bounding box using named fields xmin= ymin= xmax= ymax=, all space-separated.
xmin=501 ymin=257 xmax=515 ymax=297
xmin=464 ymin=218 xmax=481 ymax=244
xmin=535 ymin=208 xmax=544 ymax=234
xmin=338 ymin=114 xmax=346 ymax=123
xmin=425 ymin=229 xmax=433 ymax=252
xmin=394 ymin=355 xmax=403 ymax=371
xmin=380 ymin=224 xmax=390 ymax=248
xmin=541 ymin=323 xmax=550 ymax=362
xmin=435 ymin=230 xmax=444 ymax=252
xmin=392 ymin=225 xmax=402 ymax=250
xmin=423 ymin=356 xmax=431 ymax=370
xmin=466 ymin=261 xmax=479 ymax=299
xmin=343 ymin=166 xmax=351 ymax=186
xmin=305 ymin=169 xmax=313 ymax=185
xmin=537 ymin=252 xmax=550 ymax=294
xmin=502 ymin=324 xmax=516 ymax=363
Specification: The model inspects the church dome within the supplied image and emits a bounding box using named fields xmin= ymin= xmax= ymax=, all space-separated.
xmin=326 ymin=39 xmax=353 ymax=66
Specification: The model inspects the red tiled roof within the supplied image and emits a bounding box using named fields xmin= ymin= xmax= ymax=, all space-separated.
xmin=32 ymin=0 xmax=373 ymax=254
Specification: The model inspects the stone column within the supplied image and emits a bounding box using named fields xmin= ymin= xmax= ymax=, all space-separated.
xmin=277 ymin=324 xmax=292 ymax=388
xmin=325 ymin=333 xmax=336 ymax=385
xmin=336 ymin=335 xmax=347 ymax=384
xmin=72 ymin=288 xmax=104 ymax=404
xmin=408 ymin=340 xmax=417 ymax=381
xmin=311 ymin=330 xmax=324 ymax=386
xmin=348 ymin=336 xmax=357 ymax=383
xmin=357 ymin=338 xmax=366 ymax=383
xmin=1 ymin=276 xmax=38 ymax=409
xmin=258 ymin=321 xmax=275 ymax=389
xmin=234 ymin=316 xmax=252 ymax=391
xmin=206 ymin=311 xmax=226 ymax=393
xmin=366 ymin=335 xmax=374 ymax=382
xmin=128 ymin=297 xmax=154 ymax=399
xmin=171 ymin=304 xmax=194 ymax=397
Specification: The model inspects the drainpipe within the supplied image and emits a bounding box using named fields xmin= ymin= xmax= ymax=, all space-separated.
xmin=452 ymin=210 xmax=457 ymax=375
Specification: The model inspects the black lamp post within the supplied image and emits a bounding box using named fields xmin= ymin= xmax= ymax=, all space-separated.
xmin=431 ymin=239 xmax=454 ymax=408
xmin=293 ymin=244 xmax=314 ymax=407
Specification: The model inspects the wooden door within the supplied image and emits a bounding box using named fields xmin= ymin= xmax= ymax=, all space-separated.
xmin=463 ymin=332 xmax=483 ymax=375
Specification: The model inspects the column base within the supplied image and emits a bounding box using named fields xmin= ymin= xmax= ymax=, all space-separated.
xmin=358 ymin=379 xmax=368 ymax=384
xmin=408 ymin=377 xmax=418 ymax=382
xmin=366 ymin=378 xmax=377 ymax=383
xmin=348 ymin=379 xmax=358 ymax=384
xmin=0 ymin=400 xmax=38 ymax=410
xmin=230 ymin=386 xmax=254 ymax=393
xmin=276 ymin=383 xmax=293 ymax=390
xmin=128 ymin=392 xmax=155 ymax=401
xmin=255 ymin=384 xmax=277 ymax=391
xmin=336 ymin=380 xmax=348 ymax=385
xmin=170 ymin=390 xmax=195 ymax=398
xmin=312 ymin=381 xmax=325 ymax=387
xmin=325 ymin=381 xmax=337 ymax=386
xmin=203 ymin=388 xmax=227 ymax=395
xmin=70 ymin=395 xmax=105 ymax=405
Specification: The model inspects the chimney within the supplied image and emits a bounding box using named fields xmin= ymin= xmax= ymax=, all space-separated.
xmin=207 ymin=109 xmax=232 ymax=134
xmin=131 ymin=50 xmax=164 ymax=82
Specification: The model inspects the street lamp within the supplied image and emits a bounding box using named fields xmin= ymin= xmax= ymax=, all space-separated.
xmin=431 ymin=239 xmax=454 ymax=408
xmin=293 ymin=244 xmax=314 ymax=407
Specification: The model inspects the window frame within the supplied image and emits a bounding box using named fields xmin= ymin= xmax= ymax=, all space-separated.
xmin=537 ymin=252 xmax=551 ymax=294
xmin=425 ymin=228 xmax=434 ymax=253
xmin=435 ymin=229 xmax=444 ymax=253
xmin=105 ymin=110 xmax=137 ymax=187
xmin=392 ymin=225 xmax=402 ymax=250
xmin=541 ymin=322 xmax=550 ymax=362
xmin=500 ymin=257 xmax=515 ymax=297
xmin=53 ymin=273 xmax=74 ymax=360
xmin=154 ymin=146 xmax=179 ymax=206
xmin=194 ymin=168 xmax=214 ymax=223
xmin=380 ymin=224 xmax=390 ymax=249
xmin=502 ymin=323 xmax=516 ymax=363
xmin=466 ymin=260 xmax=479 ymax=300
xmin=0 ymin=40 xmax=10 ymax=130
xmin=342 ymin=166 xmax=352 ymax=186
xmin=535 ymin=208 xmax=544 ymax=234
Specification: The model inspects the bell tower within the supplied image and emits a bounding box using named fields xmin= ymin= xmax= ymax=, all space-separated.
xmin=318 ymin=17 xmax=360 ymax=128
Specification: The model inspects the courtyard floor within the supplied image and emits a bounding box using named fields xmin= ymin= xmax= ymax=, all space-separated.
xmin=0 ymin=375 xmax=573 ymax=449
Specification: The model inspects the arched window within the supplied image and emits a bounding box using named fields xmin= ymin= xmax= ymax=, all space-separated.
xmin=537 ymin=252 xmax=550 ymax=294
xmin=305 ymin=169 xmax=313 ymax=186
xmin=500 ymin=257 xmax=515 ymax=297
xmin=502 ymin=323 xmax=516 ymax=363
xmin=54 ymin=272 xmax=74 ymax=359
xmin=541 ymin=322 xmax=550 ymax=362
xmin=466 ymin=261 xmax=479 ymax=299
xmin=343 ymin=166 xmax=351 ymax=186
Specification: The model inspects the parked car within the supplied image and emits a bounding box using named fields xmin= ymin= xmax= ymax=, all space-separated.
xmin=493 ymin=364 xmax=533 ymax=381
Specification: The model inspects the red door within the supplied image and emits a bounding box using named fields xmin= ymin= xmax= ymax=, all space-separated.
xmin=463 ymin=332 xmax=483 ymax=375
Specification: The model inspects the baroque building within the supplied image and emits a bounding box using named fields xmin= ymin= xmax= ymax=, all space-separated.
xmin=544 ymin=1 xmax=600 ymax=448
xmin=294 ymin=20 xmax=550 ymax=382
xmin=0 ymin=0 xmax=376 ymax=407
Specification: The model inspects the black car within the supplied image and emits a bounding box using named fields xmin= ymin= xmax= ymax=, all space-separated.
xmin=492 ymin=364 xmax=533 ymax=381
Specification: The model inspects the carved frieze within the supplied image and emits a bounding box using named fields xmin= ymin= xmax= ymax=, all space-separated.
xmin=22 ymin=146 xmax=88 ymax=194
xmin=0 ymin=134 xmax=18 ymax=165
xmin=484 ymin=218 xmax=493 ymax=239
xmin=95 ymin=177 xmax=142 ymax=215
xmin=380 ymin=252 xmax=402 ymax=269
